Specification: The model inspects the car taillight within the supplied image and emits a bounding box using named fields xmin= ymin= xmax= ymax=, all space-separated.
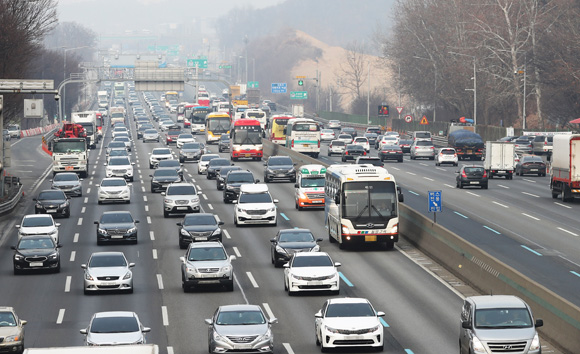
xmin=483 ymin=171 xmax=487 ymax=178
xmin=544 ymin=141 xmax=547 ymax=145
xmin=454 ymin=154 xmax=457 ymax=157
xmin=430 ymin=146 xmax=434 ymax=149
xmin=318 ymin=140 xmax=321 ymax=148
xmin=345 ymin=151 xmax=349 ymax=155
xmin=462 ymin=171 xmax=467 ymax=178
xmin=363 ymin=151 xmax=367 ymax=155
xmin=415 ymin=146 xmax=419 ymax=149
xmin=291 ymin=139 xmax=294 ymax=148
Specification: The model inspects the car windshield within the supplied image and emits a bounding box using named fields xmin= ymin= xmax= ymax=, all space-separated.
xmin=0 ymin=312 xmax=17 ymax=326
xmin=108 ymin=142 xmax=125 ymax=149
xmin=54 ymin=173 xmax=78 ymax=182
xmin=515 ymin=139 xmax=529 ymax=144
xmin=216 ymin=310 xmax=266 ymax=325
xmin=209 ymin=159 xmax=230 ymax=167
xmin=354 ymin=138 xmax=368 ymax=143
xmin=184 ymin=215 xmax=216 ymax=226
xmin=475 ymin=308 xmax=533 ymax=329
xmin=322 ymin=129 xmax=333 ymax=133
xmin=38 ymin=191 xmax=65 ymax=200
xmin=90 ymin=316 xmax=139 ymax=333
xmin=187 ymin=247 xmax=227 ymax=261
xmin=523 ymin=157 xmax=544 ymax=163
xmin=358 ymin=159 xmax=384 ymax=167
xmin=89 ymin=254 xmax=127 ymax=268
xmin=227 ymin=173 xmax=255 ymax=183
xmin=101 ymin=179 xmax=126 ymax=187
xmin=300 ymin=177 xmax=325 ymax=187
xmin=154 ymin=170 xmax=179 ymax=177
xmin=158 ymin=160 xmax=180 ymax=168
xmin=183 ymin=143 xmax=201 ymax=149
xmin=325 ymin=303 xmax=376 ymax=318
xmin=100 ymin=213 xmax=133 ymax=224
xmin=279 ymin=231 xmax=314 ymax=243
xmin=342 ymin=181 xmax=397 ymax=219
xmin=347 ymin=145 xmax=364 ymax=151
xmin=239 ymin=192 xmax=272 ymax=204
xmin=339 ymin=135 xmax=351 ymax=139
xmin=109 ymin=158 xmax=130 ymax=166
xmin=18 ymin=237 xmax=54 ymax=250
xmin=114 ymin=137 xmax=130 ymax=142
xmin=153 ymin=149 xmax=171 ymax=155
xmin=201 ymin=155 xmax=219 ymax=162
xmin=292 ymin=255 xmax=333 ymax=267
xmin=22 ymin=216 xmax=53 ymax=227
xmin=415 ymin=132 xmax=431 ymax=138
xmin=268 ymin=157 xmax=292 ymax=166
xmin=167 ymin=185 xmax=196 ymax=195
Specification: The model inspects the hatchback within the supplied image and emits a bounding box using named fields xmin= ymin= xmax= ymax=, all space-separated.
xmin=514 ymin=138 xmax=533 ymax=154
xmin=327 ymin=140 xmax=346 ymax=156
xmin=532 ymin=135 xmax=553 ymax=155
xmin=515 ymin=155 xmax=547 ymax=176
xmin=320 ymin=129 xmax=336 ymax=141
xmin=342 ymin=144 xmax=366 ymax=161
xmin=410 ymin=140 xmax=435 ymax=160
xmin=336 ymin=133 xmax=353 ymax=145
xmin=456 ymin=165 xmax=488 ymax=189
xmin=50 ymin=172 xmax=83 ymax=197
xmin=436 ymin=148 xmax=459 ymax=166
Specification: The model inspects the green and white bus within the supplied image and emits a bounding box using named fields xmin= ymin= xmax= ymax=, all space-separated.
xmin=285 ymin=118 xmax=321 ymax=157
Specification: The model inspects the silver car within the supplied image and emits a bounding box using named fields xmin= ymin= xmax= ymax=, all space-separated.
xmin=327 ymin=140 xmax=346 ymax=156
xmin=410 ymin=140 xmax=435 ymax=160
xmin=149 ymin=148 xmax=174 ymax=168
xmin=50 ymin=172 xmax=83 ymax=197
xmin=142 ymin=129 xmax=160 ymax=143
xmin=82 ymin=252 xmax=134 ymax=294
xmin=161 ymin=183 xmax=201 ymax=217
xmin=80 ymin=311 xmax=150 ymax=346
xmin=205 ymin=304 xmax=277 ymax=354
xmin=180 ymin=241 xmax=235 ymax=292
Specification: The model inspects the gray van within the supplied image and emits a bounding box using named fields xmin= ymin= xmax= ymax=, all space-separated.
xmin=460 ymin=295 xmax=543 ymax=354
xmin=531 ymin=135 xmax=553 ymax=155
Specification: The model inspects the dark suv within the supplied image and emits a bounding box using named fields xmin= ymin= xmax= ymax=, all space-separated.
xmin=456 ymin=165 xmax=488 ymax=189
xmin=218 ymin=134 xmax=230 ymax=153
xmin=264 ymin=156 xmax=296 ymax=183
xmin=223 ymin=170 xmax=259 ymax=203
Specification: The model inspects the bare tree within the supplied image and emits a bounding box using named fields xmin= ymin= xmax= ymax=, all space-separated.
xmin=337 ymin=41 xmax=368 ymax=102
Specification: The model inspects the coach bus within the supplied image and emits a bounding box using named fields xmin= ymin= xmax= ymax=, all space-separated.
xmin=230 ymin=119 xmax=262 ymax=161
xmin=268 ymin=115 xmax=292 ymax=146
xmin=165 ymin=91 xmax=179 ymax=107
xmin=114 ymin=82 xmax=125 ymax=99
xmin=189 ymin=106 xmax=211 ymax=134
xmin=325 ymin=164 xmax=404 ymax=250
xmin=205 ymin=112 xmax=231 ymax=143
xmin=285 ymin=118 xmax=321 ymax=157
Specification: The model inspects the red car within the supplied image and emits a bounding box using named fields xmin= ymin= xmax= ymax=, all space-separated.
xmin=165 ymin=128 xmax=182 ymax=145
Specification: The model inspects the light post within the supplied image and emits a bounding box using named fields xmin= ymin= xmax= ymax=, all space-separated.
xmin=244 ymin=35 xmax=248 ymax=85
xmin=412 ymin=56 xmax=437 ymax=122
xmin=449 ymin=52 xmax=476 ymax=127
xmin=62 ymin=46 xmax=89 ymax=120
xmin=367 ymin=61 xmax=370 ymax=125
xmin=252 ymin=58 xmax=255 ymax=82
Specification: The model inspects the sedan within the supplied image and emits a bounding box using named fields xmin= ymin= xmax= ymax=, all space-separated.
xmin=12 ymin=235 xmax=61 ymax=274
xmin=515 ymin=155 xmax=547 ymax=176
xmin=176 ymin=133 xmax=196 ymax=149
xmin=50 ymin=172 xmax=83 ymax=197
xmin=113 ymin=136 xmax=132 ymax=151
xmin=456 ymin=165 xmax=488 ymax=189
xmin=105 ymin=156 xmax=134 ymax=181
xmin=82 ymin=252 xmax=134 ymax=294
xmin=142 ymin=129 xmax=160 ymax=142
xmin=270 ymin=229 xmax=322 ymax=267
xmin=106 ymin=141 xmax=127 ymax=156
xmin=177 ymin=213 xmax=225 ymax=248
xmin=264 ymin=156 xmax=296 ymax=182
xmin=97 ymin=177 xmax=131 ymax=204
xmin=94 ymin=211 xmax=139 ymax=245
xmin=336 ymin=133 xmax=353 ymax=145
xmin=327 ymin=140 xmax=346 ymax=156
xmin=514 ymin=138 xmax=533 ymax=154
xmin=80 ymin=311 xmax=150 ymax=346
xmin=218 ymin=134 xmax=230 ymax=153
xmin=399 ymin=139 xmax=413 ymax=153
xmin=149 ymin=148 xmax=174 ymax=168
xmin=179 ymin=142 xmax=205 ymax=162
xmin=206 ymin=158 xmax=233 ymax=180
xmin=150 ymin=168 xmax=181 ymax=193
xmin=320 ymin=129 xmax=336 ymax=141
xmin=378 ymin=145 xmax=404 ymax=162
xmin=341 ymin=127 xmax=357 ymax=137
xmin=327 ymin=120 xmax=341 ymax=129
xmin=0 ymin=307 xmax=26 ymax=353
xmin=315 ymin=297 xmax=385 ymax=351
xmin=34 ymin=189 xmax=70 ymax=217
xmin=205 ymin=304 xmax=277 ymax=354
xmin=341 ymin=144 xmax=366 ymax=161
xmin=157 ymin=159 xmax=184 ymax=181
xmin=16 ymin=214 xmax=60 ymax=243
xmin=284 ymin=252 xmax=340 ymax=295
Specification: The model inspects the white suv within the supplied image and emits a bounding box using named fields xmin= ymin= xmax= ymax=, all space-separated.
xmin=161 ymin=183 xmax=201 ymax=217
xmin=197 ymin=154 xmax=220 ymax=175
xmin=149 ymin=148 xmax=174 ymax=169
xmin=105 ymin=156 xmax=135 ymax=181
xmin=234 ymin=184 xmax=278 ymax=226
xmin=353 ymin=137 xmax=370 ymax=152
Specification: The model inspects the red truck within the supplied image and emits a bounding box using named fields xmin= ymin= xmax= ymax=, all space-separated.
xmin=54 ymin=123 xmax=87 ymax=139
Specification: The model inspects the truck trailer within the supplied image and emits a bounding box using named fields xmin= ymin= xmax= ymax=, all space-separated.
xmin=448 ymin=130 xmax=484 ymax=160
xmin=550 ymin=134 xmax=580 ymax=202
xmin=484 ymin=141 xmax=515 ymax=179
xmin=24 ymin=344 xmax=159 ymax=354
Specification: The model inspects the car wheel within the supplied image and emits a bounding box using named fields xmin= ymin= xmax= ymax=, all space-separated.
xmin=483 ymin=184 xmax=488 ymax=189
xmin=179 ymin=241 xmax=187 ymax=250
xmin=129 ymin=177 xmax=134 ymax=182
xmin=149 ymin=163 xmax=153 ymax=169
xmin=316 ymin=331 xmax=321 ymax=346
xmin=54 ymin=263 xmax=61 ymax=273
xmin=13 ymin=268 xmax=21 ymax=275
xmin=226 ymin=281 xmax=234 ymax=292
xmin=179 ymin=158 xmax=184 ymax=163
xmin=98 ymin=200 xmax=102 ymax=205
xmin=399 ymin=158 xmax=403 ymax=163
xmin=341 ymin=157 xmax=346 ymax=162
xmin=65 ymin=210 xmax=71 ymax=218
xmin=163 ymin=210 xmax=169 ymax=218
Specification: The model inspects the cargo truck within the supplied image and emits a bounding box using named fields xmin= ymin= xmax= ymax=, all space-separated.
xmin=50 ymin=137 xmax=89 ymax=177
xmin=97 ymin=90 xmax=108 ymax=108
xmin=484 ymin=141 xmax=515 ymax=179
xmin=24 ymin=344 xmax=159 ymax=354
xmin=550 ymin=134 xmax=580 ymax=202
xmin=246 ymin=88 xmax=261 ymax=106
xmin=292 ymin=104 xmax=304 ymax=118
xmin=71 ymin=111 xmax=97 ymax=148
xmin=109 ymin=107 xmax=126 ymax=125
xmin=448 ymin=130 xmax=484 ymax=160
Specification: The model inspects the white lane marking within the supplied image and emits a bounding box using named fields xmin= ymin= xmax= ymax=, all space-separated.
xmin=246 ymin=272 xmax=259 ymax=288
xmin=152 ymin=249 xmax=158 ymax=259
xmin=497 ymin=184 xmax=509 ymax=189
xmin=196 ymin=185 xmax=202 ymax=190
xmin=466 ymin=191 xmax=480 ymax=197
xmin=224 ymin=230 xmax=231 ymax=239
xmin=145 ymin=205 xmax=149 ymax=212
xmin=208 ymin=203 xmax=214 ymax=210
xmin=522 ymin=213 xmax=540 ymax=221
xmin=233 ymin=247 xmax=242 ymax=257
xmin=91 ymin=171 xmax=95 ymax=175
xmin=84 ymin=197 xmax=88 ymax=203
xmin=406 ymin=172 xmax=417 ymax=176
xmin=147 ymin=216 xmax=152 ymax=224
xmin=555 ymin=202 xmax=572 ymax=209
xmin=74 ymin=233 xmax=79 ymax=243
xmin=436 ymin=167 xmax=446 ymax=171
xmin=423 ymin=177 xmax=434 ymax=181
xmin=167 ymin=347 xmax=174 ymax=354
xmin=523 ymin=178 xmax=537 ymax=183
xmin=143 ymin=195 xmax=148 ymax=202
xmin=522 ymin=192 xmax=540 ymax=198
xmin=88 ymin=180 xmax=93 ymax=186
xmin=81 ymin=207 xmax=86 ymax=214
xmin=161 ymin=306 xmax=169 ymax=326
xmin=64 ymin=276 xmax=72 ymax=292
xmin=444 ymin=184 xmax=454 ymax=188
xmin=215 ymin=215 xmax=221 ymax=223
xmin=141 ymin=186 xmax=146 ymax=193
xmin=150 ymin=231 xmax=155 ymax=240
xmin=492 ymin=201 xmax=508 ymax=208
xmin=77 ymin=218 xmax=83 ymax=226
xmin=391 ymin=167 xmax=400 ymax=171
xmin=86 ymin=187 xmax=91 ymax=194
xmin=70 ymin=251 xmax=76 ymax=262
xmin=157 ymin=274 xmax=164 ymax=290
xmin=558 ymin=227 xmax=579 ymax=237
xmin=191 ymin=178 xmax=196 ymax=182
xmin=283 ymin=343 xmax=295 ymax=354
xmin=202 ymin=194 xmax=208 ymax=200
xmin=139 ymin=174 xmax=143 ymax=180
xmin=188 ymin=173 xmax=193 ymax=178
xmin=56 ymin=309 xmax=65 ymax=324
xmin=419 ymin=163 xmax=428 ymax=166
xmin=262 ymin=303 xmax=275 ymax=321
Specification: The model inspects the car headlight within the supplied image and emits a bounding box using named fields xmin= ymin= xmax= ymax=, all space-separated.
xmin=471 ymin=336 xmax=486 ymax=354
xmin=85 ymin=272 xmax=94 ymax=281
xmin=311 ymin=245 xmax=320 ymax=252
xmin=342 ymin=225 xmax=350 ymax=234
xmin=213 ymin=332 xmax=227 ymax=342
xmin=268 ymin=207 xmax=276 ymax=212
xmin=291 ymin=273 xmax=304 ymax=280
xmin=49 ymin=229 xmax=58 ymax=235
xmin=60 ymin=202 xmax=68 ymax=208
xmin=275 ymin=246 xmax=288 ymax=254
xmin=4 ymin=335 xmax=21 ymax=343
xmin=325 ymin=325 xmax=340 ymax=334
xmin=288 ymin=168 xmax=295 ymax=173
xmin=191 ymin=196 xmax=199 ymax=203
xmin=298 ymin=191 xmax=307 ymax=199
xmin=185 ymin=265 xmax=197 ymax=273
xmin=49 ymin=252 xmax=58 ymax=260
xmin=123 ymin=271 xmax=132 ymax=280
xmin=226 ymin=185 xmax=235 ymax=190
xmin=237 ymin=207 xmax=243 ymax=213
xmin=529 ymin=333 xmax=540 ymax=351
xmin=98 ymin=228 xmax=108 ymax=235
xmin=267 ymin=168 xmax=275 ymax=173
xmin=211 ymin=229 xmax=222 ymax=236
xmin=127 ymin=227 xmax=137 ymax=234
xmin=257 ymin=329 xmax=272 ymax=342
xmin=180 ymin=229 xmax=190 ymax=236
xmin=367 ymin=324 xmax=381 ymax=333
xmin=14 ymin=254 xmax=24 ymax=261
xmin=221 ymin=265 xmax=232 ymax=273
xmin=164 ymin=198 xmax=173 ymax=204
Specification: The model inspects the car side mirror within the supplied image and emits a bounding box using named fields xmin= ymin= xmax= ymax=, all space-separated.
xmin=134 ymin=220 xmax=140 ymax=223
xmin=229 ymin=255 xmax=237 ymax=261
xmin=179 ymin=256 xmax=186 ymax=263
xmin=10 ymin=245 xmax=16 ymax=250
xmin=142 ymin=327 xmax=151 ymax=333
xmin=316 ymin=238 xmax=323 ymax=242
xmin=20 ymin=320 xmax=27 ymax=326
xmin=204 ymin=319 xmax=213 ymax=325
xmin=315 ymin=311 xmax=322 ymax=318
xmin=218 ymin=221 xmax=224 ymax=226
xmin=334 ymin=194 xmax=340 ymax=204
xmin=535 ymin=319 xmax=543 ymax=328
xmin=294 ymin=183 xmax=299 ymax=188
xmin=93 ymin=221 xmax=98 ymax=225
xmin=283 ymin=263 xmax=290 ymax=268
xmin=161 ymin=192 xmax=166 ymax=196
xmin=269 ymin=317 xmax=278 ymax=324
xmin=334 ymin=262 xmax=341 ymax=267
xmin=232 ymin=200 xmax=238 ymax=204
xmin=398 ymin=194 xmax=404 ymax=203
xmin=131 ymin=162 xmax=135 ymax=165
xmin=49 ymin=179 xmax=53 ymax=182
xmin=57 ymin=244 xmax=63 ymax=248
xmin=15 ymin=225 xmax=20 ymax=229
xmin=376 ymin=311 xmax=385 ymax=317
xmin=270 ymin=238 xmax=276 ymax=243
xmin=273 ymin=199 xmax=279 ymax=203
xmin=80 ymin=329 xmax=88 ymax=335
xmin=56 ymin=223 xmax=61 ymax=227
xmin=81 ymin=264 xmax=87 ymax=269
xmin=461 ymin=320 xmax=472 ymax=329
xmin=129 ymin=263 xmax=136 ymax=268
xmin=176 ymin=222 xmax=182 ymax=226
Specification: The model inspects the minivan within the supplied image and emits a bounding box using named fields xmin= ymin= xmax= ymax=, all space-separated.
xmin=412 ymin=131 xmax=432 ymax=141
xmin=531 ymin=135 xmax=553 ymax=155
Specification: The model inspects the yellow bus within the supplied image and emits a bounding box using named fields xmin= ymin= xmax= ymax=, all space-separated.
xmin=205 ymin=112 xmax=231 ymax=143
xmin=165 ymin=91 xmax=179 ymax=107
xmin=268 ymin=115 xmax=293 ymax=146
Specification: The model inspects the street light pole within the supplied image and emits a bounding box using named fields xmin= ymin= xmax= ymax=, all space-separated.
xmin=62 ymin=46 xmax=89 ymax=121
xmin=448 ymin=52 xmax=477 ymax=127
xmin=367 ymin=61 xmax=370 ymax=125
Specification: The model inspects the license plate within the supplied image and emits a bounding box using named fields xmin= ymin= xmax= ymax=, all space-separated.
xmin=348 ymin=335 xmax=364 ymax=340
xmin=312 ymin=200 xmax=323 ymax=204
xmin=100 ymin=282 xmax=117 ymax=286
xmin=467 ymin=150 xmax=473 ymax=154
xmin=530 ymin=169 xmax=538 ymax=171
xmin=308 ymin=281 xmax=323 ymax=286
xmin=365 ymin=235 xmax=377 ymax=242
xmin=47 ymin=209 xmax=57 ymax=213
xmin=277 ymin=174 xmax=286 ymax=177
xmin=195 ymin=237 xmax=208 ymax=241
xmin=200 ymin=279 xmax=220 ymax=284
xmin=245 ymin=154 xmax=251 ymax=157
xmin=389 ymin=152 xmax=397 ymax=154
xmin=29 ymin=262 xmax=43 ymax=267
xmin=199 ymin=273 xmax=217 ymax=278
xmin=470 ymin=181 xmax=479 ymax=184
xmin=65 ymin=166 xmax=74 ymax=171
xmin=177 ymin=207 xmax=188 ymax=210
xmin=111 ymin=235 xmax=124 ymax=239
xmin=304 ymin=144 xmax=309 ymax=147
xmin=251 ymin=215 xmax=263 ymax=219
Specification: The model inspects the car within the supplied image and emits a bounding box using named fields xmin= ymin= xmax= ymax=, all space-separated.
xmin=162 ymin=183 xmax=200 ymax=217
xmin=94 ymin=211 xmax=139 ymax=245
xmin=198 ymin=153 xmax=220 ymax=174
xmin=234 ymin=184 xmax=278 ymax=226
xmin=320 ymin=129 xmax=336 ymax=141
xmin=136 ymin=125 xmax=152 ymax=139
xmin=206 ymin=158 xmax=233 ymax=180
xmin=205 ymin=304 xmax=276 ymax=354
xmin=177 ymin=213 xmax=224 ymax=248
xmin=106 ymin=141 xmax=128 ymax=156
xmin=459 ymin=295 xmax=543 ymax=354
xmin=217 ymin=134 xmax=230 ymax=153
xmin=340 ymin=127 xmax=357 ymax=137
xmin=327 ymin=120 xmax=342 ymax=129
xmin=150 ymin=167 xmax=181 ymax=193
xmin=180 ymin=241 xmax=235 ymax=291
xmin=532 ymin=135 xmax=553 ymax=155
xmin=105 ymin=156 xmax=134 ymax=181
xmin=80 ymin=311 xmax=150 ymax=346
xmin=97 ymin=177 xmax=131 ymax=204
xmin=82 ymin=252 xmax=134 ymax=294
xmin=514 ymin=138 xmax=533 ymax=154
xmin=263 ymin=156 xmax=296 ymax=183
xmin=377 ymin=135 xmax=399 ymax=149
xmin=436 ymin=147 xmax=459 ymax=166
xmin=341 ymin=144 xmax=366 ymax=161
xmin=270 ymin=229 xmax=322 ymax=267
xmin=160 ymin=121 xmax=177 ymax=131
xmin=352 ymin=137 xmax=370 ymax=152
xmin=315 ymin=297 xmax=385 ymax=351
xmin=33 ymin=189 xmax=70 ymax=217
xmin=412 ymin=130 xmax=432 ymax=141
xmin=107 ymin=148 xmax=131 ymax=159
xmin=142 ymin=128 xmax=160 ymax=142
xmin=498 ymin=135 xmax=519 ymax=142
xmin=376 ymin=145 xmax=403 ymax=163
xmin=364 ymin=132 xmax=378 ymax=145
xmin=515 ymin=155 xmax=547 ymax=176
xmin=357 ymin=156 xmax=386 ymax=167
xmin=7 ymin=124 xmax=21 ymax=139
xmin=176 ymin=133 xmax=195 ymax=149
xmin=111 ymin=126 xmax=128 ymax=139
xmin=399 ymin=138 xmax=413 ymax=153
xmin=327 ymin=140 xmax=346 ymax=156
xmin=410 ymin=140 xmax=436 ymax=160
xmin=223 ymin=170 xmax=259 ymax=203
xmin=149 ymin=147 xmax=174 ymax=168
xmin=3 ymin=128 xmax=10 ymax=141
xmin=215 ymin=166 xmax=242 ymax=190
xmin=0 ymin=307 xmax=26 ymax=353
xmin=366 ymin=126 xmax=382 ymax=135
xmin=12 ymin=235 xmax=61 ymax=274
xmin=16 ymin=214 xmax=60 ymax=243
xmin=179 ymin=142 xmax=205 ymax=163
xmin=456 ymin=165 xmax=488 ymax=189
xmin=157 ymin=159 xmax=184 ymax=181
xmin=267 ymin=102 xmax=277 ymax=111
xmin=336 ymin=133 xmax=353 ymax=145
xmin=283 ymin=252 xmax=340 ymax=295
xmin=50 ymin=172 xmax=83 ymax=197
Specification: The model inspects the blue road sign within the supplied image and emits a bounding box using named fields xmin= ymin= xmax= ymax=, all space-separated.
xmin=428 ymin=190 xmax=442 ymax=213
xmin=271 ymin=83 xmax=287 ymax=94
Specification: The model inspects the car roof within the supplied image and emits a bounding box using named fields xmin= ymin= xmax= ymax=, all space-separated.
xmin=188 ymin=241 xmax=224 ymax=249
xmin=0 ymin=306 xmax=15 ymax=312
xmin=279 ymin=228 xmax=311 ymax=233
xmin=102 ymin=210 xmax=132 ymax=216
xmin=90 ymin=251 xmax=126 ymax=258
xmin=185 ymin=213 xmax=216 ymax=218
xmin=218 ymin=304 xmax=262 ymax=312
xmin=22 ymin=214 xmax=53 ymax=220
xmin=101 ymin=177 xmax=126 ymax=182
xmin=468 ymin=295 xmax=527 ymax=309
xmin=327 ymin=297 xmax=371 ymax=305
xmin=240 ymin=184 xmax=269 ymax=193
xmin=93 ymin=311 xmax=137 ymax=318
xmin=293 ymin=251 xmax=329 ymax=258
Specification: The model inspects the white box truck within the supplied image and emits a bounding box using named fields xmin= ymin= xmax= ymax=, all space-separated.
xmin=24 ymin=344 xmax=159 ymax=354
xmin=71 ymin=111 xmax=97 ymax=149
xmin=292 ymin=104 xmax=304 ymax=118
xmin=484 ymin=141 xmax=515 ymax=179
xmin=97 ymin=90 xmax=108 ymax=108
xmin=550 ymin=134 xmax=580 ymax=202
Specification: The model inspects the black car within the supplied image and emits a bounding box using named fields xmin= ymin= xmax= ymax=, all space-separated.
xmin=150 ymin=168 xmax=181 ymax=193
xmin=218 ymin=134 xmax=230 ymax=153
xmin=374 ymin=135 xmax=383 ymax=149
xmin=216 ymin=166 xmax=243 ymax=190
xmin=399 ymin=139 xmax=413 ymax=153
xmin=157 ymin=160 xmax=184 ymax=181
xmin=50 ymin=172 xmax=83 ymax=197
xmin=206 ymin=158 xmax=232 ymax=180
xmin=267 ymin=102 xmax=277 ymax=112
xmin=94 ymin=211 xmax=139 ymax=245
xmin=355 ymin=156 xmax=385 ymax=167
xmin=177 ymin=213 xmax=225 ymax=249
xmin=341 ymin=144 xmax=366 ymax=161
xmin=264 ymin=156 xmax=296 ymax=183
xmin=179 ymin=142 xmax=205 ymax=162
xmin=12 ymin=235 xmax=61 ymax=274
xmin=379 ymin=145 xmax=404 ymax=162
xmin=270 ymin=229 xmax=322 ymax=267
xmin=34 ymin=189 xmax=70 ymax=218
xmin=364 ymin=133 xmax=378 ymax=146
xmin=223 ymin=170 xmax=259 ymax=203
xmin=456 ymin=165 xmax=488 ymax=189
xmin=515 ymin=155 xmax=547 ymax=176
xmin=341 ymin=127 xmax=357 ymax=138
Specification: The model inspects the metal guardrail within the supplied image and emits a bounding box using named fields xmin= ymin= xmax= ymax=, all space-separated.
xmin=0 ymin=182 xmax=23 ymax=215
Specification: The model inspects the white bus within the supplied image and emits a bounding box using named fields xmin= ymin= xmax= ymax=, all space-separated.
xmin=325 ymin=164 xmax=404 ymax=249
xmin=245 ymin=109 xmax=267 ymax=131
xmin=285 ymin=118 xmax=321 ymax=157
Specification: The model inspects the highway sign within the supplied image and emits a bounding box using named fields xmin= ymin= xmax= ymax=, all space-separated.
xmin=404 ymin=115 xmax=413 ymax=123
xmin=420 ymin=116 xmax=429 ymax=125
xmin=295 ymin=76 xmax=306 ymax=79
xmin=271 ymin=83 xmax=287 ymax=94
xmin=219 ymin=65 xmax=232 ymax=69
xmin=396 ymin=106 xmax=404 ymax=114
xmin=187 ymin=59 xmax=208 ymax=68
xmin=247 ymin=81 xmax=259 ymax=88
xmin=428 ymin=190 xmax=442 ymax=213
xmin=290 ymin=91 xmax=308 ymax=99
xmin=0 ymin=79 xmax=54 ymax=90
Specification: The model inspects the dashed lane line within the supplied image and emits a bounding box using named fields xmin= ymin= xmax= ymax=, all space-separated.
xmin=406 ymin=172 xmax=417 ymax=176
xmin=454 ymin=211 xmax=468 ymax=219
xmin=522 ymin=191 xmax=540 ymax=198
xmin=233 ymin=247 xmax=242 ymax=258
xmin=69 ymin=251 xmax=76 ymax=262
xmin=208 ymin=204 xmax=214 ymax=210
xmin=521 ymin=245 xmax=543 ymax=256
xmin=202 ymin=194 xmax=208 ymax=200
xmin=150 ymin=231 xmax=155 ymax=241
xmin=157 ymin=274 xmax=164 ymax=290
xmin=73 ymin=233 xmax=79 ymax=243
xmin=81 ymin=207 xmax=86 ymax=213
xmin=483 ymin=226 xmax=501 ymax=234
xmin=466 ymin=191 xmax=480 ymax=197
xmin=522 ymin=213 xmax=540 ymax=221
xmin=56 ymin=309 xmax=65 ymax=324
xmin=444 ymin=184 xmax=454 ymax=188
xmin=492 ymin=201 xmax=508 ymax=208
xmin=77 ymin=218 xmax=83 ymax=226
xmin=558 ymin=227 xmax=579 ymax=237
xmin=282 ymin=343 xmax=295 ymax=354
xmin=64 ymin=276 xmax=71 ymax=292
xmin=497 ymin=184 xmax=509 ymax=189
xmin=152 ymin=249 xmax=158 ymax=259
xmin=162 ymin=306 xmax=169 ymax=326
xmin=246 ymin=272 xmax=259 ymax=288
xmin=408 ymin=191 xmax=419 ymax=196
xmin=147 ymin=216 xmax=152 ymax=224
xmin=224 ymin=230 xmax=231 ymax=239
xmin=262 ymin=303 xmax=275 ymax=321
xmin=555 ymin=202 xmax=572 ymax=209
xmin=423 ymin=177 xmax=434 ymax=181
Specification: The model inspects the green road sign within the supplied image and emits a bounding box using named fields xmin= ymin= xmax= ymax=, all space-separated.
xmin=290 ymin=91 xmax=308 ymax=99
xmin=219 ymin=65 xmax=232 ymax=69
xmin=187 ymin=59 xmax=208 ymax=68
xmin=248 ymin=81 xmax=259 ymax=88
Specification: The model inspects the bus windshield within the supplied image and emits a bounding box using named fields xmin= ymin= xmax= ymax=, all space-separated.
xmin=233 ymin=126 xmax=261 ymax=145
xmin=191 ymin=109 xmax=210 ymax=124
xmin=342 ymin=181 xmax=397 ymax=221
xmin=208 ymin=118 xmax=231 ymax=133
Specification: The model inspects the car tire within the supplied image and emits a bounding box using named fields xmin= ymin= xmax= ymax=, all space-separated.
xmin=386 ymin=241 xmax=395 ymax=250
xmin=54 ymin=263 xmax=61 ymax=273
xmin=98 ymin=200 xmax=102 ymax=205
xmin=179 ymin=241 xmax=187 ymax=250
xmin=163 ymin=210 xmax=169 ymax=218
xmin=483 ymin=185 xmax=488 ymax=189
xmin=226 ymin=281 xmax=234 ymax=292
xmin=149 ymin=163 xmax=153 ymax=169
xmin=129 ymin=177 xmax=134 ymax=182
xmin=65 ymin=210 xmax=71 ymax=218
xmin=13 ymin=268 xmax=21 ymax=275
xmin=399 ymin=158 xmax=403 ymax=163
xmin=179 ymin=158 xmax=184 ymax=163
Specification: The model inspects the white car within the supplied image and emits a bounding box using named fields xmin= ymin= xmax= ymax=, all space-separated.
xmin=435 ymin=147 xmax=458 ymax=166
xmin=97 ymin=177 xmax=131 ymax=204
xmin=197 ymin=154 xmax=220 ymax=174
xmin=315 ymin=297 xmax=385 ymax=352
xmin=327 ymin=140 xmax=346 ymax=156
xmin=176 ymin=133 xmax=196 ymax=149
xmin=80 ymin=311 xmax=150 ymax=346
xmin=105 ymin=156 xmax=135 ymax=181
xmin=352 ymin=137 xmax=370 ymax=153
xmin=142 ymin=129 xmax=160 ymax=142
xmin=320 ymin=129 xmax=336 ymax=141
xmin=82 ymin=252 xmax=134 ymax=294
xmin=16 ymin=214 xmax=60 ymax=244
xmin=111 ymin=127 xmax=128 ymax=139
xmin=234 ymin=184 xmax=278 ymax=226
xmin=149 ymin=148 xmax=174 ymax=169
xmin=327 ymin=120 xmax=342 ymax=129
xmin=378 ymin=135 xmax=399 ymax=149
xmin=160 ymin=120 xmax=176 ymax=131
xmin=336 ymin=134 xmax=353 ymax=145
xmin=283 ymin=252 xmax=340 ymax=295
xmin=113 ymin=136 xmax=132 ymax=151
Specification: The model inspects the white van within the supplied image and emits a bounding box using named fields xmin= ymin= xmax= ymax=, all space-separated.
xmin=233 ymin=184 xmax=278 ymax=226
xmin=412 ymin=131 xmax=432 ymax=142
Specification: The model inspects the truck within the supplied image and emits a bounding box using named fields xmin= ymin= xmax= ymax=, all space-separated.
xmin=24 ymin=344 xmax=159 ymax=354
xmin=448 ymin=122 xmax=475 ymax=135
xmin=50 ymin=137 xmax=89 ymax=177
xmin=448 ymin=130 xmax=484 ymax=160
xmin=71 ymin=111 xmax=97 ymax=148
xmin=230 ymin=85 xmax=241 ymax=99
xmin=97 ymin=90 xmax=108 ymax=108
xmin=246 ymin=88 xmax=261 ymax=107
xmin=484 ymin=141 xmax=515 ymax=179
xmin=292 ymin=104 xmax=304 ymax=118
xmin=109 ymin=107 xmax=126 ymax=126
xmin=550 ymin=134 xmax=580 ymax=202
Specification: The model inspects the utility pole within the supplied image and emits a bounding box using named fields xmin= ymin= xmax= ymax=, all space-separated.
xmin=367 ymin=61 xmax=370 ymax=125
xmin=244 ymin=35 xmax=248 ymax=85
